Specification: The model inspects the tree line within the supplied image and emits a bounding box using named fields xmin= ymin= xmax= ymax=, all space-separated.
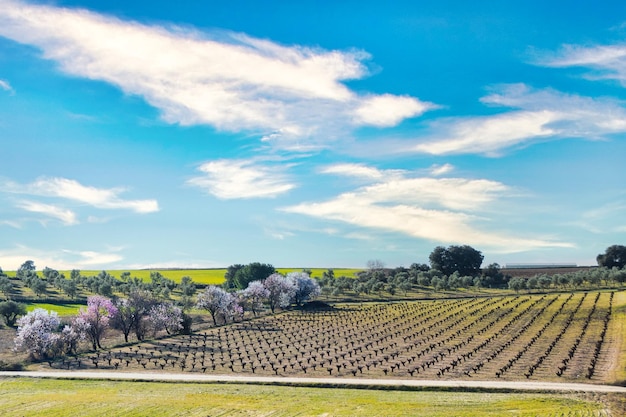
xmin=4 ymin=269 xmax=320 ymax=363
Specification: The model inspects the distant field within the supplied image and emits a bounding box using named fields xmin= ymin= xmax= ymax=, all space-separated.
xmin=5 ymin=268 xmax=362 ymax=286
xmin=63 ymin=269 xmax=226 ymax=285
xmin=24 ymin=303 xmax=83 ymax=316
xmin=277 ymin=268 xmax=361 ymax=279
xmin=502 ymin=266 xmax=595 ymax=278
xmin=0 ymin=378 xmax=609 ymax=417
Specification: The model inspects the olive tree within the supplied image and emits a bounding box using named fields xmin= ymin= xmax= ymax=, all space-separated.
xmin=597 ymin=245 xmax=626 ymax=269
xmin=0 ymin=300 xmax=27 ymax=327
xmin=0 ymin=275 xmax=13 ymax=299
xmin=429 ymin=245 xmax=484 ymax=277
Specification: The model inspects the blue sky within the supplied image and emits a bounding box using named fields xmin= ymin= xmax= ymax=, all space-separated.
xmin=0 ymin=0 xmax=625 ymax=270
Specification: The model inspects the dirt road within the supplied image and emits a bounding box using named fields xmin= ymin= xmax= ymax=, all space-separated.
xmin=2 ymin=370 xmax=626 ymax=393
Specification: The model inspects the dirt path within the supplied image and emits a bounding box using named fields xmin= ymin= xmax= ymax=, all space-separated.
xmin=2 ymin=370 xmax=626 ymax=393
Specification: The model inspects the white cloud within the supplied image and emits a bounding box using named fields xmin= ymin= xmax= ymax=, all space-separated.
xmin=187 ymin=159 xmax=295 ymax=199
xmin=353 ymin=94 xmax=437 ymax=127
xmin=571 ymin=200 xmax=626 ymax=233
xmin=125 ymin=260 xmax=223 ymax=269
xmin=87 ymin=215 xmax=110 ymax=224
xmin=0 ymin=220 xmax=21 ymax=229
xmin=320 ymin=164 xmax=389 ymax=180
xmin=0 ymin=78 xmax=13 ymax=93
xmin=265 ymin=229 xmax=295 ymax=240
xmin=1 ymin=176 xmax=159 ymax=213
xmin=408 ymin=84 xmax=626 ymax=155
xmin=429 ymin=163 xmax=454 ymax=176
xmin=62 ymin=250 xmax=123 ymax=266
xmin=282 ymin=164 xmax=571 ymax=252
xmin=0 ymin=245 xmax=123 ymax=270
xmin=0 ymin=0 xmax=434 ymax=149
xmin=321 ymin=165 xmax=509 ymax=211
xmin=16 ymin=200 xmax=78 ymax=225
xmin=414 ymin=110 xmax=557 ymax=156
xmin=538 ymin=43 xmax=626 ymax=85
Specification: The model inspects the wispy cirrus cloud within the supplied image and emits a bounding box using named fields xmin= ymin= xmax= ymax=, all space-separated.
xmin=0 ymin=0 xmax=435 ymax=150
xmin=429 ymin=163 xmax=454 ymax=176
xmin=1 ymin=177 xmax=159 ymax=213
xmin=187 ymin=159 xmax=295 ymax=199
xmin=16 ymin=200 xmax=78 ymax=225
xmin=570 ymin=199 xmax=626 ymax=234
xmin=536 ymin=43 xmax=626 ymax=85
xmin=282 ymin=164 xmax=572 ymax=252
xmin=405 ymin=84 xmax=626 ymax=156
xmin=0 ymin=220 xmax=21 ymax=229
xmin=0 ymin=78 xmax=13 ymax=94
xmin=319 ymin=163 xmax=401 ymax=181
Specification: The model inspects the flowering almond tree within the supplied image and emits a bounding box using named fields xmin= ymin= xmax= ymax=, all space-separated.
xmin=221 ymin=292 xmax=243 ymax=323
xmin=287 ymin=272 xmax=321 ymax=306
xmin=239 ymin=280 xmax=269 ymax=316
xmin=79 ymin=295 xmax=117 ymax=350
xmin=61 ymin=315 xmax=90 ymax=355
xmin=147 ymin=302 xmax=183 ymax=335
xmin=14 ymin=308 xmax=91 ymax=360
xmin=196 ymin=285 xmax=229 ymax=325
xmin=196 ymin=285 xmax=244 ymax=325
xmin=263 ymin=273 xmax=297 ymax=313
xmin=112 ymin=290 xmax=159 ymax=342
xmin=14 ymin=308 xmax=61 ymax=360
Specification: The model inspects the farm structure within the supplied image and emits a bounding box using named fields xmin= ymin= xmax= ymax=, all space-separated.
xmin=55 ymin=292 xmax=618 ymax=383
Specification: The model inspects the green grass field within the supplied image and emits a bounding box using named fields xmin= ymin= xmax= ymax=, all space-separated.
xmin=24 ymin=303 xmax=84 ymax=316
xmin=0 ymin=378 xmax=610 ymax=417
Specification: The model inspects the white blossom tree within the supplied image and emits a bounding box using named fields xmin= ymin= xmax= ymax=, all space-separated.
xmin=220 ymin=292 xmax=243 ymax=323
xmin=61 ymin=315 xmax=90 ymax=355
xmin=286 ymin=272 xmax=321 ymax=306
xmin=263 ymin=273 xmax=297 ymax=313
xmin=239 ymin=280 xmax=269 ymax=316
xmin=197 ymin=286 xmax=246 ymax=325
xmin=147 ymin=302 xmax=183 ymax=335
xmin=14 ymin=308 xmax=61 ymax=360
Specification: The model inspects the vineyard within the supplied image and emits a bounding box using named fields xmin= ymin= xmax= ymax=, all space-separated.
xmin=46 ymin=291 xmax=621 ymax=384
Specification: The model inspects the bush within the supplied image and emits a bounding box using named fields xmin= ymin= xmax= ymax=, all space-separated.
xmin=0 ymin=301 xmax=27 ymax=327
xmin=0 ymin=360 xmax=25 ymax=371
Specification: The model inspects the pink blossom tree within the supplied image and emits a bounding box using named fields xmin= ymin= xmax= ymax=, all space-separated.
xmin=79 ymin=295 xmax=117 ymax=350
xmin=112 ymin=290 xmax=159 ymax=342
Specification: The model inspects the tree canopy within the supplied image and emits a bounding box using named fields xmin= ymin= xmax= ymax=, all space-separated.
xmin=428 ymin=245 xmax=484 ymax=276
xmin=597 ymin=245 xmax=626 ymax=269
xmin=232 ymin=262 xmax=276 ymax=290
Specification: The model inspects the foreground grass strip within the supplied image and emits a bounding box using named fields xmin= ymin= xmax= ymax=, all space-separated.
xmin=0 ymin=377 xmax=608 ymax=416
